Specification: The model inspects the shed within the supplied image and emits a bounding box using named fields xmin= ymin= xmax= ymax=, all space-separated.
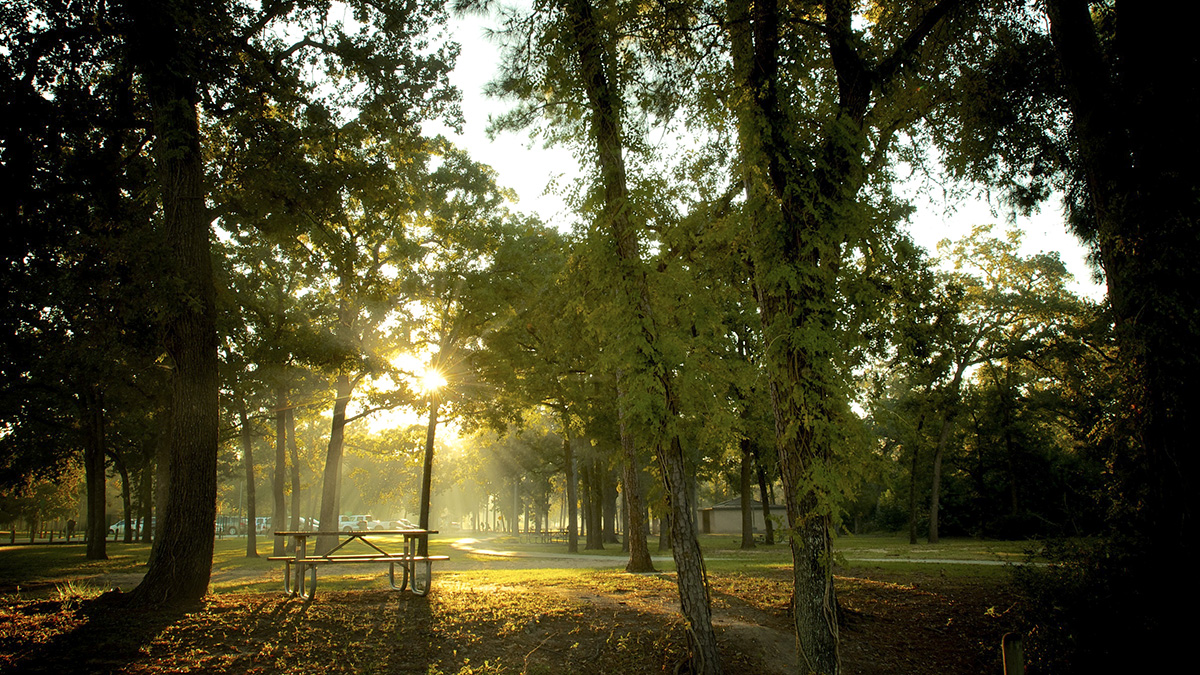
xmin=699 ymin=498 xmax=767 ymax=534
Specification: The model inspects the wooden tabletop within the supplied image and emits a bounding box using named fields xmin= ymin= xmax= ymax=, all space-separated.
xmin=273 ymin=529 xmax=438 ymax=536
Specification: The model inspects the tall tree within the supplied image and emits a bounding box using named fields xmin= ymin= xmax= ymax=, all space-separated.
xmin=932 ymin=3 xmax=1200 ymax=665
xmin=123 ymin=0 xmax=457 ymax=603
xmin=484 ymin=0 xmax=721 ymax=662
xmin=722 ymin=2 xmax=977 ymax=670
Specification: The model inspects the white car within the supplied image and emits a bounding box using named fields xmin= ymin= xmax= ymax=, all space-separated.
xmin=338 ymin=514 xmax=386 ymax=532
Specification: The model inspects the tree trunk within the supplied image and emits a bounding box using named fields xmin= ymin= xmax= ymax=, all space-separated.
xmin=583 ymin=459 xmax=603 ymax=550
xmin=908 ymin=442 xmax=920 ymax=545
xmin=659 ymin=436 xmax=720 ymax=674
xmin=512 ymin=478 xmax=521 ymax=534
xmin=153 ymin=393 xmax=172 ymax=544
xmin=755 ymin=456 xmax=775 ymax=546
xmin=560 ymin=414 xmax=579 ymax=553
xmin=83 ymin=387 xmax=107 ymax=560
xmin=740 ymin=438 xmax=755 ymax=549
xmin=273 ymin=387 xmax=288 ymax=555
xmin=417 ymin=398 xmax=439 ymax=557
xmin=112 ymin=451 xmax=133 ymax=543
xmin=138 ymin=455 xmax=154 ymax=543
xmin=240 ymin=405 xmax=258 ymax=558
xmin=621 ymin=435 xmax=655 ymax=572
xmin=287 ymin=407 xmax=301 ymax=530
xmin=928 ymin=415 xmax=952 ymax=544
xmin=726 ymin=1 xmax=851 ymax=670
xmin=602 ymin=466 xmax=618 ymax=544
xmin=1046 ymin=1 xmax=1200 ymax=660
xmin=317 ymin=373 xmax=354 ymax=555
xmin=124 ymin=0 xmax=220 ymax=607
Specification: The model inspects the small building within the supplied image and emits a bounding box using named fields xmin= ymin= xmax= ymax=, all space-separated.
xmin=699 ymin=498 xmax=767 ymax=534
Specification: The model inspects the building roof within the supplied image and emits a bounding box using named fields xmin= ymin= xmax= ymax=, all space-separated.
xmin=700 ymin=498 xmax=765 ymax=511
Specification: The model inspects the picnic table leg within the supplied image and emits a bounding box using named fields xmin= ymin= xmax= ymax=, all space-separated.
xmin=411 ymin=559 xmax=431 ymax=597
xmin=282 ymin=559 xmax=296 ymax=597
xmin=298 ymin=561 xmax=318 ymax=601
xmin=388 ymin=560 xmax=410 ymax=592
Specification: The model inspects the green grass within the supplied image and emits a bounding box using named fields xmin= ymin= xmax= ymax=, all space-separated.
xmin=1 ymin=530 xmax=1040 ymax=596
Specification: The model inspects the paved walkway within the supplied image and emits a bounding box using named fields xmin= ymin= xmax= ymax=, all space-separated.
xmin=444 ymin=537 xmax=1034 ymax=569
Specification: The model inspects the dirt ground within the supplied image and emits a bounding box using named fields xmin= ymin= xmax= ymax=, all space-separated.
xmin=0 ymin=561 xmax=1018 ymax=674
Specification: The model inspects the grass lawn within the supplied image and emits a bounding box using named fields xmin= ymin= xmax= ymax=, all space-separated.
xmin=0 ymin=532 xmax=1033 ymax=674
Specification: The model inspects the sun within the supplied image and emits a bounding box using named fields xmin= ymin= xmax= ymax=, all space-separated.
xmin=420 ymin=367 xmax=447 ymax=394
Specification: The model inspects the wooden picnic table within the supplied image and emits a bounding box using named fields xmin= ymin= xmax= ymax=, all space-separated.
xmin=270 ymin=529 xmax=447 ymax=600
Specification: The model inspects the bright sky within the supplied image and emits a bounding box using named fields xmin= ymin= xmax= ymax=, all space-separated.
xmin=441 ymin=12 xmax=1106 ymax=303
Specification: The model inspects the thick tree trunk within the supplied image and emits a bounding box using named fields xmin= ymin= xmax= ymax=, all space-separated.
xmin=125 ymin=0 xmax=220 ymax=607
xmin=153 ymin=394 xmax=172 ymax=544
xmin=83 ymin=388 xmax=107 ymax=560
xmin=240 ymin=405 xmax=258 ymax=558
xmin=1047 ymin=4 xmax=1200 ymax=660
xmin=317 ymin=374 xmax=354 ymax=555
xmin=620 ymin=435 xmax=655 ymax=572
xmin=273 ymin=388 xmax=288 ymax=555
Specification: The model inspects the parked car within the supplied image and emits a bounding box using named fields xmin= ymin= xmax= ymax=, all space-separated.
xmin=338 ymin=514 xmax=385 ymax=532
xmin=255 ymin=516 xmax=272 ymax=534
xmin=391 ymin=517 xmax=418 ymax=530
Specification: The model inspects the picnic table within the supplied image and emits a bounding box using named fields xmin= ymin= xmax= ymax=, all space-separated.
xmin=270 ymin=529 xmax=448 ymax=600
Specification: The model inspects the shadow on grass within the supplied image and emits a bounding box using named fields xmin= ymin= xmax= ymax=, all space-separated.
xmin=2 ymin=591 xmax=193 ymax=674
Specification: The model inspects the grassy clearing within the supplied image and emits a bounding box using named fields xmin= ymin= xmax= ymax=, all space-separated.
xmin=0 ymin=536 xmax=1023 ymax=674
xmin=1 ymin=531 xmax=1034 ymax=599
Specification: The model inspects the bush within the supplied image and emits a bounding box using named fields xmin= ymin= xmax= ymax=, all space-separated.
xmin=1012 ymin=536 xmax=1180 ymax=673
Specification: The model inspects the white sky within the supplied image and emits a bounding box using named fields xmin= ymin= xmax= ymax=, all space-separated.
xmin=440 ymin=13 xmax=1106 ymax=303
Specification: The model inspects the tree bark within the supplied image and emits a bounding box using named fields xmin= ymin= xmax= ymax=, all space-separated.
xmin=287 ymin=407 xmax=301 ymax=530
xmin=123 ymin=0 xmax=220 ymax=607
xmin=240 ymin=404 xmax=258 ymax=558
xmin=908 ymin=443 xmax=920 ymax=545
xmin=1047 ymin=0 xmax=1200 ymax=548
xmin=112 ymin=451 xmax=133 ymax=543
xmin=754 ymin=455 xmax=775 ymax=546
xmin=602 ymin=464 xmax=618 ymax=544
xmin=621 ymin=435 xmax=655 ymax=572
xmin=1045 ymin=4 xmax=1200 ymax=657
xmin=273 ymin=387 xmax=288 ymax=555
xmin=317 ymin=373 xmax=354 ymax=555
xmin=417 ymin=397 xmax=439 ymax=557
xmin=83 ymin=387 xmax=107 ymax=560
xmin=560 ymin=414 xmax=579 ymax=553
xmin=928 ymin=416 xmax=952 ymax=544
xmin=740 ymin=437 xmax=756 ymax=549
xmin=153 ymin=392 xmax=172 ymax=544
xmin=138 ymin=454 xmax=154 ymax=543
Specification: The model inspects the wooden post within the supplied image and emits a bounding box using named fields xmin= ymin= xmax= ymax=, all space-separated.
xmin=1002 ymin=632 xmax=1024 ymax=675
